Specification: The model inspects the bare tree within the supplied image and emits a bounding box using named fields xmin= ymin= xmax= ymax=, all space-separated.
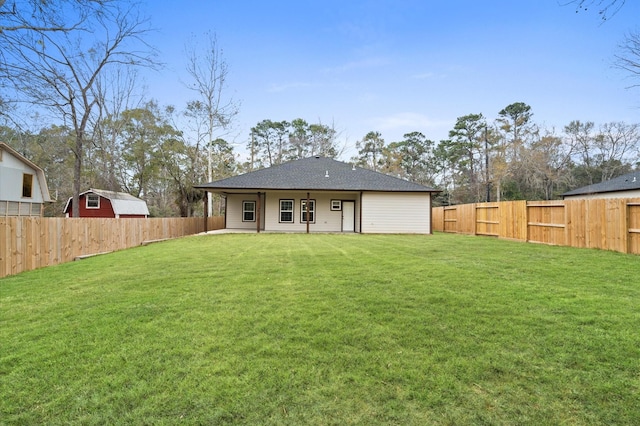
xmin=0 ymin=0 xmax=112 ymax=33
xmin=1 ymin=2 xmax=158 ymax=217
xmin=616 ymin=30 xmax=640 ymax=90
xmin=564 ymin=120 xmax=597 ymax=183
xmin=184 ymin=31 xmax=239 ymax=216
xmin=565 ymin=120 xmax=638 ymax=184
xmin=563 ymin=0 xmax=626 ymax=21
xmin=523 ymin=130 xmax=574 ymax=200
xmin=563 ymin=1 xmax=636 ymax=98
xmin=0 ymin=0 xmax=112 ymax=121
xmin=595 ymin=122 xmax=639 ymax=180
xmin=92 ymin=66 xmax=146 ymax=191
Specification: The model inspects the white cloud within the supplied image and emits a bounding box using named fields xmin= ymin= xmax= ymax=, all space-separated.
xmin=364 ymin=112 xmax=453 ymax=141
xmin=322 ymin=57 xmax=390 ymax=74
xmin=412 ymin=72 xmax=436 ymax=80
xmin=372 ymin=112 xmax=447 ymax=130
xmin=266 ymin=81 xmax=312 ymax=93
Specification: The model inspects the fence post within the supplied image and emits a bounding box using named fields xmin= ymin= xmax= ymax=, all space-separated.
xmin=525 ymin=201 xmax=529 ymax=243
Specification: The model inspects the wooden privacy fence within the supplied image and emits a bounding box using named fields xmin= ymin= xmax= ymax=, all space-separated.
xmin=0 ymin=216 xmax=224 ymax=278
xmin=432 ymin=198 xmax=640 ymax=255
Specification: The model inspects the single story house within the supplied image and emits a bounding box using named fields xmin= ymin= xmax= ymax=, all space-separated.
xmin=0 ymin=142 xmax=52 ymax=217
xmin=63 ymin=188 xmax=150 ymax=218
xmin=562 ymin=171 xmax=640 ymax=200
xmin=196 ymin=156 xmax=440 ymax=234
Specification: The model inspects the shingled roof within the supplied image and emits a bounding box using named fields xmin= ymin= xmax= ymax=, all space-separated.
xmin=562 ymin=170 xmax=640 ymax=197
xmin=196 ymin=156 xmax=439 ymax=193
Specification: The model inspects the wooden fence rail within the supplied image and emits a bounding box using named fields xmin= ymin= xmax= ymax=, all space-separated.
xmin=432 ymin=198 xmax=640 ymax=255
xmin=0 ymin=216 xmax=224 ymax=278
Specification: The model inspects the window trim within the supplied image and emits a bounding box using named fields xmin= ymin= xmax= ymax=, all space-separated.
xmin=86 ymin=194 xmax=100 ymax=209
xmin=279 ymin=199 xmax=294 ymax=223
xmin=242 ymin=200 xmax=256 ymax=222
xmin=331 ymin=199 xmax=342 ymax=211
xmin=22 ymin=173 xmax=33 ymax=198
xmin=301 ymin=199 xmax=316 ymax=224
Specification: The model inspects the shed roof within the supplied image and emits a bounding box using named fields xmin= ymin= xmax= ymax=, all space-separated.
xmin=196 ymin=156 xmax=439 ymax=193
xmin=562 ymin=170 xmax=640 ymax=197
xmin=63 ymin=188 xmax=150 ymax=216
xmin=0 ymin=142 xmax=52 ymax=202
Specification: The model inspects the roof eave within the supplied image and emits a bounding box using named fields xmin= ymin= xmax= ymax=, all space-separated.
xmin=196 ymin=186 xmax=440 ymax=193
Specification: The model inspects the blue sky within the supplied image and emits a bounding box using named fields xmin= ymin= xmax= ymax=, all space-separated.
xmin=143 ymin=0 xmax=639 ymax=159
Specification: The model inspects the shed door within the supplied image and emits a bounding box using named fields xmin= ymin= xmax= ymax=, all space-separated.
xmin=342 ymin=201 xmax=355 ymax=232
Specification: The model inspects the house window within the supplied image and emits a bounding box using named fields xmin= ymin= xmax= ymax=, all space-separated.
xmin=22 ymin=174 xmax=33 ymax=198
xmin=86 ymin=194 xmax=100 ymax=209
xmin=243 ymin=201 xmax=256 ymax=222
xmin=331 ymin=200 xmax=342 ymax=211
xmin=301 ymin=199 xmax=315 ymax=223
xmin=279 ymin=199 xmax=294 ymax=223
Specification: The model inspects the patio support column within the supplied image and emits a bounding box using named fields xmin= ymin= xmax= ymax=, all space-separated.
xmin=306 ymin=192 xmax=310 ymax=234
xmin=203 ymin=192 xmax=208 ymax=232
xmin=256 ymin=192 xmax=261 ymax=233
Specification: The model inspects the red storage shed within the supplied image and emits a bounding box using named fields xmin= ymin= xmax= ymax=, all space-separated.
xmin=64 ymin=188 xmax=149 ymax=218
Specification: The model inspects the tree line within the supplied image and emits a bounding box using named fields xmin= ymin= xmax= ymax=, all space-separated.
xmin=1 ymin=0 xmax=238 ymax=217
xmin=246 ymin=118 xmax=343 ymax=170
xmin=350 ymin=102 xmax=639 ymax=205
xmin=0 ymin=111 xmax=348 ymax=216
xmin=0 ymin=101 xmax=235 ymax=217
xmin=2 ymin=0 xmax=638 ymax=216
xmin=3 ymin=99 xmax=638 ymax=215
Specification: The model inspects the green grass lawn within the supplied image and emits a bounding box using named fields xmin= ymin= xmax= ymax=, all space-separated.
xmin=1 ymin=233 xmax=639 ymax=425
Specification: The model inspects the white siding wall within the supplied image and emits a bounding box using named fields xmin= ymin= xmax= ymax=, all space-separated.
xmin=225 ymin=194 xmax=261 ymax=230
xmin=361 ymin=192 xmax=431 ymax=234
xmin=226 ymin=191 xmax=432 ymax=233
xmin=264 ymin=191 xmax=359 ymax=232
xmin=225 ymin=191 xmax=359 ymax=232
xmin=0 ymin=152 xmax=45 ymax=203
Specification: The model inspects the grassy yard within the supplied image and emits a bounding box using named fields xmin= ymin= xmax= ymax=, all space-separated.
xmin=1 ymin=233 xmax=639 ymax=425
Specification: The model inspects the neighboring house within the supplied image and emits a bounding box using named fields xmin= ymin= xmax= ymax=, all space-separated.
xmin=562 ymin=171 xmax=640 ymax=200
xmin=196 ymin=156 xmax=440 ymax=234
xmin=63 ymin=188 xmax=150 ymax=218
xmin=0 ymin=142 xmax=52 ymax=217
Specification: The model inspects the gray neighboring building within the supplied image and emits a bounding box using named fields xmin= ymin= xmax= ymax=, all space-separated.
xmin=562 ymin=171 xmax=640 ymax=200
xmin=196 ymin=156 xmax=440 ymax=234
xmin=0 ymin=142 xmax=52 ymax=217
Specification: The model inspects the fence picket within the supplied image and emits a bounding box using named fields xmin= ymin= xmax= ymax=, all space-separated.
xmin=433 ymin=198 xmax=640 ymax=255
xmin=0 ymin=216 xmax=224 ymax=278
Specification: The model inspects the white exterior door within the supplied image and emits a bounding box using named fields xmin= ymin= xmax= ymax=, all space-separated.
xmin=342 ymin=201 xmax=355 ymax=232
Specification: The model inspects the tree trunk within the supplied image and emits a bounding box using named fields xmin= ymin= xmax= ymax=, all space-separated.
xmin=72 ymin=134 xmax=83 ymax=218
